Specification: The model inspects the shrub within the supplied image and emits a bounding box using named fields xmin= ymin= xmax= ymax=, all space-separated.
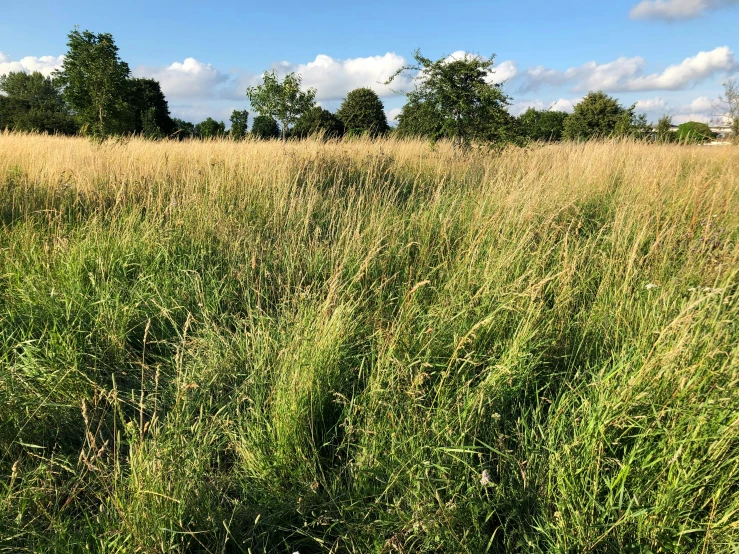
xmin=676 ymin=121 xmax=713 ymax=143
xmin=251 ymin=115 xmax=280 ymax=140
xmin=337 ymin=88 xmax=389 ymax=136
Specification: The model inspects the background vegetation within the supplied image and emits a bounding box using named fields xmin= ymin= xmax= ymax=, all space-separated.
xmin=2 ymin=29 xmax=736 ymax=144
xmin=1 ymin=133 xmax=738 ymax=553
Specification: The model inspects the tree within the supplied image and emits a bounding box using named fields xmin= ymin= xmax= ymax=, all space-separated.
xmin=387 ymin=50 xmax=515 ymax=148
xmin=291 ymin=107 xmax=344 ymax=139
xmin=714 ymin=79 xmax=738 ymax=141
xmin=0 ymin=71 xmax=77 ymax=134
xmin=229 ymin=109 xmax=250 ymax=140
xmin=675 ymin=121 xmax=713 ymax=144
xmin=517 ymin=108 xmax=568 ymax=142
xmin=656 ymin=114 xmax=674 ymax=142
xmin=195 ymin=117 xmax=226 ymax=139
xmin=336 ymin=88 xmax=389 ymax=137
xmin=172 ymin=118 xmax=196 ymax=139
xmin=395 ymin=99 xmax=444 ymax=139
xmin=251 ymin=115 xmax=280 ymax=140
xmin=54 ymin=28 xmax=131 ymax=136
xmin=246 ymin=71 xmax=316 ymax=141
xmin=563 ymin=91 xmax=647 ymax=140
xmin=124 ymin=77 xmax=174 ymax=138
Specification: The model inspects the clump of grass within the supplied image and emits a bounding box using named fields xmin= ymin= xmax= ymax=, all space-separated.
xmin=1 ymin=132 xmax=738 ymax=552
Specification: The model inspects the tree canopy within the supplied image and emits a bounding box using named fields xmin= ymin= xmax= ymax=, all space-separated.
xmin=336 ymin=88 xmax=388 ymax=137
xmin=229 ymin=109 xmax=250 ymax=140
xmin=246 ymin=71 xmax=316 ymax=140
xmin=0 ymin=71 xmax=77 ymax=135
xmin=517 ymin=108 xmax=569 ymax=142
xmin=124 ymin=77 xmax=174 ymax=138
xmin=563 ymin=91 xmax=648 ymax=140
xmin=251 ymin=115 xmax=280 ymax=140
xmin=195 ymin=117 xmax=226 ymax=139
xmin=54 ymin=28 xmax=131 ymax=136
xmin=676 ymin=121 xmax=713 ymax=143
xmin=388 ymin=50 xmax=515 ymax=148
xmin=292 ymin=106 xmax=344 ymax=139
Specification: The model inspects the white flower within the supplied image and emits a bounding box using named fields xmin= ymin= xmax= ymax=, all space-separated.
xmin=481 ymin=469 xmax=493 ymax=486
xmin=645 ymin=283 xmax=659 ymax=290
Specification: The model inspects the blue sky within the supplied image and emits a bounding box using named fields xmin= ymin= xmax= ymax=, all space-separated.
xmin=1 ymin=0 xmax=738 ymax=125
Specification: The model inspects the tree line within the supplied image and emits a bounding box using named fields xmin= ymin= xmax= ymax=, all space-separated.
xmin=1 ymin=29 xmax=737 ymax=146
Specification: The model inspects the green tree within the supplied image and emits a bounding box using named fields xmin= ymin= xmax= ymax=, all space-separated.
xmin=291 ymin=106 xmax=344 ymax=139
xmin=194 ymin=117 xmax=226 ymax=139
xmin=172 ymin=118 xmax=196 ymax=139
xmin=395 ymin=99 xmax=444 ymax=139
xmin=336 ymin=88 xmax=389 ymax=136
xmin=54 ymin=28 xmax=131 ymax=136
xmin=0 ymin=71 xmax=77 ymax=134
xmin=614 ymin=107 xmax=650 ymax=139
xmin=517 ymin=108 xmax=568 ymax=142
xmin=387 ymin=50 xmax=515 ymax=148
xmin=124 ymin=77 xmax=174 ymax=138
xmin=246 ymin=71 xmax=316 ymax=141
xmin=563 ymin=91 xmax=647 ymax=140
xmin=229 ymin=109 xmax=250 ymax=140
xmin=676 ymin=121 xmax=713 ymax=144
xmin=656 ymin=114 xmax=674 ymax=142
xmin=251 ymin=115 xmax=280 ymax=140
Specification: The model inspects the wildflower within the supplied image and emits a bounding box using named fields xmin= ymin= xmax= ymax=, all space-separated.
xmin=481 ymin=469 xmax=493 ymax=486
xmin=645 ymin=283 xmax=659 ymax=290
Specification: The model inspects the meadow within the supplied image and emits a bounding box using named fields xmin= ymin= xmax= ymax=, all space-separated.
xmin=0 ymin=133 xmax=738 ymax=553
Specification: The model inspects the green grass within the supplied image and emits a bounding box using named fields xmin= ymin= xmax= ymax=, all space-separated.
xmin=0 ymin=134 xmax=738 ymax=553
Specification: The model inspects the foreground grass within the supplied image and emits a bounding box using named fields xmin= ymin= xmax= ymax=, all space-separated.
xmin=0 ymin=133 xmax=738 ymax=553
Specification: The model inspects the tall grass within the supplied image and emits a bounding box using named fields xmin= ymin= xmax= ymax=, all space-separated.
xmin=1 ymin=132 xmax=738 ymax=553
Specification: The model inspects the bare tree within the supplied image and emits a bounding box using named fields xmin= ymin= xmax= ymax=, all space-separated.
xmin=713 ymin=79 xmax=739 ymax=142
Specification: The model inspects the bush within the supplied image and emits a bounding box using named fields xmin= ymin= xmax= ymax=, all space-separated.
xmin=517 ymin=108 xmax=568 ymax=142
xmin=564 ymin=91 xmax=646 ymax=140
xmin=676 ymin=121 xmax=714 ymax=143
xmin=251 ymin=115 xmax=280 ymax=140
xmin=337 ymin=88 xmax=389 ymax=136
xmin=194 ymin=117 xmax=226 ymax=139
xmin=291 ymin=107 xmax=344 ymax=139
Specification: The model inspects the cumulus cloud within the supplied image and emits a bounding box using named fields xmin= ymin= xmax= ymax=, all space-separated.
xmin=273 ymin=52 xmax=411 ymax=101
xmin=133 ymin=58 xmax=230 ymax=99
xmin=441 ymin=51 xmax=517 ymax=84
xmin=386 ymin=107 xmax=402 ymax=124
xmin=508 ymin=97 xmax=581 ymax=116
xmin=629 ymin=0 xmax=739 ymax=20
xmin=519 ymin=47 xmax=736 ymax=93
xmin=0 ymin=52 xmax=64 ymax=77
xmin=632 ymin=95 xmax=720 ymax=123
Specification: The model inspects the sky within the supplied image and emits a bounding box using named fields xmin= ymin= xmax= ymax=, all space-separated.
xmin=1 ymin=0 xmax=738 ymax=126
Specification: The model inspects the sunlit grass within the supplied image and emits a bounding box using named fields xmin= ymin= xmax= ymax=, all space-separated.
xmin=1 ymin=132 xmax=738 ymax=553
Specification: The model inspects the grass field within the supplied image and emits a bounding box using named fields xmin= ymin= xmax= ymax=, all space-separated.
xmin=1 ymin=133 xmax=738 ymax=553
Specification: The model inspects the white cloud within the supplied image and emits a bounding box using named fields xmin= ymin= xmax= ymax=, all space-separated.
xmin=133 ymin=58 xmax=230 ymax=99
xmin=386 ymin=107 xmax=402 ymax=123
xmin=520 ymin=47 xmax=736 ymax=93
xmin=635 ymin=96 xmax=669 ymax=111
xmin=549 ymin=98 xmax=581 ymax=112
xmin=625 ymin=47 xmax=736 ymax=90
xmin=629 ymin=0 xmax=739 ymax=20
xmin=441 ymin=51 xmax=517 ymax=85
xmin=0 ymin=52 xmax=64 ymax=77
xmin=492 ymin=60 xmax=519 ymax=83
xmin=508 ymin=97 xmax=581 ymax=116
xmin=632 ymin=95 xmax=719 ymax=123
xmin=274 ymin=52 xmax=411 ymax=101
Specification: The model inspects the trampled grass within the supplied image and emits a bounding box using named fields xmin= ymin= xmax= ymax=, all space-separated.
xmin=0 ymin=132 xmax=738 ymax=553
